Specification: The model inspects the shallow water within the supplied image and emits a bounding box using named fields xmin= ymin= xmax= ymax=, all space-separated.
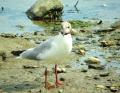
xmin=0 ymin=0 xmax=120 ymax=33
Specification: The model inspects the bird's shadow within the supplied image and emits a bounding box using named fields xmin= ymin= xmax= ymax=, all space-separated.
xmin=0 ymin=81 xmax=42 ymax=93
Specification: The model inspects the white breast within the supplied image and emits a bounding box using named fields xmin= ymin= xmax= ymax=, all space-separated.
xmin=36 ymin=33 xmax=72 ymax=60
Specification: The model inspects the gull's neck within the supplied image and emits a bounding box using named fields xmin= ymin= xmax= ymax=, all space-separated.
xmin=61 ymin=32 xmax=72 ymax=53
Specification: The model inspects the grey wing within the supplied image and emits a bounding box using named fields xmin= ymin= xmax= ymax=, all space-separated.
xmin=20 ymin=38 xmax=54 ymax=60
xmin=33 ymin=38 xmax=54 ymax=54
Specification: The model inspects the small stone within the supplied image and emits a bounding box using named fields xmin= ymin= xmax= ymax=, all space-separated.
xmin=81 ymin=69 xmax=88 ymax=72
xmin=111 ymin=20 xmax=120 ymax=29
xmin=56 ymin=67 xmax=66 ymax=73
xmin=78 ymin=49 xmax=85 ymax=55
xmin=61 ymin=68 xmax=66 ymax=73
xmin=0 ymin=33 xmax=17 ymax=38
xmin=100 ymin=40 xmax=113 ymax=47
xmin=34 ymin=31 xmax=45 ymax=36
xmin=110 ymin=87 xmax=118 ymax=92
xmin=99 ymin=72 xmax=109 ymax=77
xmin=35 ymin=41 xmax=44 ymax=44
xmin=93 ymin=75 xmax=100 ymax=80
xmin=58 ymin=89 xmax=63 ymax=93
xmin=28 ymin=88 xmax=42 ymax=93
xmin=88 ymin=64 xmax=104 ymax=70
xmin=85 ymin=57 xmax=100 ymax=64
xmin=96 ymin=85 xmax=105 ymax=89
xmin=23 ymin=65 xmax=39 ymax=69
xmin=0 ymin=51 xmax=7 ymax=61
xmin=60 ymin=77 xmax=65 ymax=81
xmin=80 ymin=29 xmax=86 ymax=32
xmin=65 ymin=65 xmax=71 ymax=68
xmin=76 ymin=37 xmax=88 ymax=41
xmin=11 ymin=50 xmax=25 ymax=56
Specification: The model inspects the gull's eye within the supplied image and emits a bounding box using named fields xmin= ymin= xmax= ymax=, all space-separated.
xmin=67 ymin=26 xmax=70 ymax=28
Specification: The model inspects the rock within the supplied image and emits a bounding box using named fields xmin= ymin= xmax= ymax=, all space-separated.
xmin=88 ymin=19 xmax=103 ymax=25
xmin=79 ymin=49 xmax=85 ymax=55
xmin=28 ymin=88 xmax=42 ymax=93
xmin=56 ymin=67 xmax=66 ymax=73
xmin=79 ymin=29 xmax=87 ymax=32
xmin=26 ymin=0 xmax=63 ymax=20
xmin=99 ymin=72 xmax=109 ymax=77
xmin=100 ymin=40 xmax=114 ymax=47
xmin=0 ymin=33 xmax=17 ymax=38
xmin=88 ymin=64 xmax=104 ymax=70
xmin=93 ymin=75 xmax=100 ymax=80
xmin=111 ymin=20 xmax=120 ymax=29
xmin=34 ymin=31 xmax=45 ymax=36
xmin=76 ymin=37 xmax=88 ymax=41
xmin=23 ymin=65 xmax=39 ymax=69
xmin=85 ymin=57 xmax=100 ymax=64
xmin=94 ymin=28 xmax=115 ymax=33
xmin=60 ymin=77 xmax=65 ymax=81
xmin=11 ymin=50 xmax=25 ymax=56
xmin=110 ymin=87 xmax=118 ymax=92
xmin=116 ymin=41 xmax=120 ymax=46
xmin=81 ymin=68 xmax=87 ymax=72
xmin=96 ymin=85 xmax=105 ymax=89
xmin=61 ymin=68 xmax=66 ymax=73
xmin=0 ymin=51 xmax=7 ymax=61
xmin=35 ymin=41 xmax=44 ymax=44
xmin=65 ymin=65 xmax=71 ymax=68
xmin=58 ymin=89 xmax=63 ymax=93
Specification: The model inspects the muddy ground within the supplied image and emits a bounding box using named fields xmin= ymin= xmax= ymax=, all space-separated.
xmin=0 ymin=21 xmax=120 ymax=93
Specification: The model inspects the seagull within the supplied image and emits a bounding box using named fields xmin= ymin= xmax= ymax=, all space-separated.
xmin=19 ymin=21 xmax=72 ymax=88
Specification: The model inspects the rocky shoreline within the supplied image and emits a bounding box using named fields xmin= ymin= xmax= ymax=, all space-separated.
xmin=0 ymin=20 xmax=120 ymax=93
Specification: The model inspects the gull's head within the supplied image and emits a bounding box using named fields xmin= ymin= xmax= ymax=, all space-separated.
xmin=61 ymin=21 xmax=72 ymax=35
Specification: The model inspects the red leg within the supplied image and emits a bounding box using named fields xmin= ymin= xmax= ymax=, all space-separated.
xmin=44 ymin=67 xmax=48 ymax=89
xmin=55 ymin=64 xmax=62 ymax=87
xmin=44 ymin=68 xmax=55 ymax=90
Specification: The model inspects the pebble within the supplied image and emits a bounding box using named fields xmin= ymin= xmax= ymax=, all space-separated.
xmin=34 ymin=31 xmax=45 ymax=36
xmin=0 ymin=33 xmax=17 ymax=38
xmin=85 ymin=57 xmax=100 ymax=64
xmin=0 ymin=51 xmax=7 ymax=61
xmin=76 ymin=37 xmax=88 ymax=41
xmin=100 ymin=40 xmax=113 ymax=47
xmin=79 ymin=49 xmax=85 ymax=55
xmin=110 ymin=86 xmax=118 ymax=92
xmin=60 ymin=77 xmax=65 ymax=81
xmin=111 ymin=20 xmax=120 ymax=29
xmin=23 ymin=65 xmax=39 ymax=69
xmin=81 ymin=68 xmax=88 ymax=72
xmin=93 ymin=75 xmax=100 ymax=80
xmin=56 ymin=67 xmax=66 ymax=73
xmin=88 ymin=64 xmax=104 ymax=70
xmin=96 ymin=85 xmax=105 ymax=89
xmin=28 ymin=88 xmax=42 ymax=93
xmin=99 ymin=72 xmax=109 ymax=77
xmin=65 ymin=65 xmax=71 ymax=68
xmin=11 ymin=50 xmax=25 ymax=56
xmin=58 ymin=89 xmax=63 ymax=93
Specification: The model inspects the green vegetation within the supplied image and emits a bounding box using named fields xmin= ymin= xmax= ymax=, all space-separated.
xmin=69 ymin=20 xmax=92 ymax=28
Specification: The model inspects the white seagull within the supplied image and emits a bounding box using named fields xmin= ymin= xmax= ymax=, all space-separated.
xmin=19 ymin=21 xmax=72 ymax=88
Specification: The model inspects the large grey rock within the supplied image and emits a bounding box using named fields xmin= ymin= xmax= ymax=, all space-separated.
xmin=26 ymin=0 xmax=63 ymax=20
